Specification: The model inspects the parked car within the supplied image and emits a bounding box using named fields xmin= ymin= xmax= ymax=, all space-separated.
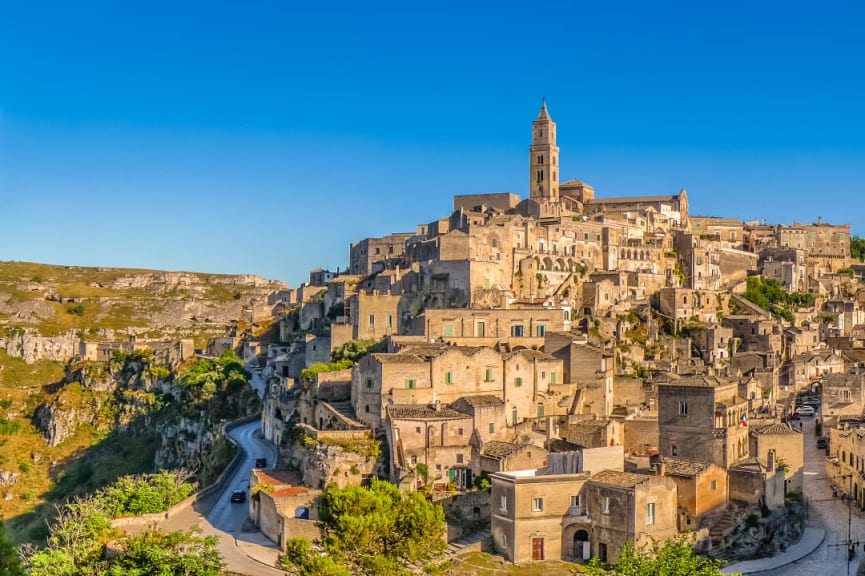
xmin=230 ymin=490 xmax=246 ymax=503
xmin=817 ymin=437 xmax=828 ymax=449
xmin=255 ymin=458 xmax=267 ymax=468
xmin=797 ymin=406 xmax=816 ymax=417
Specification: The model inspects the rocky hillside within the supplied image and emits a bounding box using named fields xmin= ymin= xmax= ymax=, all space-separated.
xmin=0 ymin=261 xmax=276 ymax=543
xmin=0 ymin=261 xmax=287 ymax=361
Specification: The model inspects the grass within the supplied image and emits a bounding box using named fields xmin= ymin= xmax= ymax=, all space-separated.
xmin=450 ymin=552 xmax=583 ymax=575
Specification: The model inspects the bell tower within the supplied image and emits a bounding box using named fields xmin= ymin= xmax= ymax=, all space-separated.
xmin=529 ymin=100 xmax=559 ymax=202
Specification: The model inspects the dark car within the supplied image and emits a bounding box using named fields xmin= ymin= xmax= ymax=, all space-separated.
xmin=230 ymin=490 xmax=246 ymax=503
xmin=817 ymin=437 xmax=828 ymax=449
xmin=255 ymin=458 xmax=267 ymax=468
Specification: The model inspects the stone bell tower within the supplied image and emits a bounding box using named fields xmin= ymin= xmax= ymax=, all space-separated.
xmin=529 ymin=100 xmax=560 ymax=202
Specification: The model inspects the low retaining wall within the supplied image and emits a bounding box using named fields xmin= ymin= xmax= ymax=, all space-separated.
xmin=110 ymin=412 xmax=262 ymax=531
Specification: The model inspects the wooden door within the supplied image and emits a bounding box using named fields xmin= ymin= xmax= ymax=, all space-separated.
xmin=532 ymin=537 xmax=544 ymax=561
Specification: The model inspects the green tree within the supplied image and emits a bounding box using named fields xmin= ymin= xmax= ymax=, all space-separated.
xmin=279 ymin=479 xmax=446 ymax=576
xmin=105 ymin=530 xmax=223 ymax=576
xmin=851 ymin=235 xmax=865 ymax=262
xmin=583 ymin=534 xmax=733 ymax=576
xmin=0 ymin=521 xmax=22 ymax=576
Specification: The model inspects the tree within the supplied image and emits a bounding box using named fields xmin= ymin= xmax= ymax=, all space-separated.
xmin=851 ymin=235 xmax=865 ymax=262
xmin=105 ymin=530 xmax=223 ymax=576
xmin=583 ymin=534 xmax=734 ymax=576
xmin=279 ymin=479 xmax=446 ymax=576
xmin=0 ymin=521 xmax=22 ymax=576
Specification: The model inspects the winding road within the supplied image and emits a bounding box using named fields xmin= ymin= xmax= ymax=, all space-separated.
xmin=165 ymin=370 xmax=286 ymax=575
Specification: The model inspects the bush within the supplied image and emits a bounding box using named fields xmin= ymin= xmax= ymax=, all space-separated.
xmin=0 ymin=418 xmax=20 ymax=435
xmin=97 ymin=470 xmax=196 ymax=518
xmin=66 ymin=304 xmax=85 ymax=316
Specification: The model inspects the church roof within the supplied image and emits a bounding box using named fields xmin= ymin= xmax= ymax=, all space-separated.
xmin=536 ymin=101 xmax=550 ymax=121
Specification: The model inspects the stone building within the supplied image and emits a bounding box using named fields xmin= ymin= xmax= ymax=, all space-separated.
xmin=654 ymin=457 xmax=728 ymax=533
xmin=349 ymin=232 xmax=415 ymax=276
xmin=748 ymin=422 xmax=803 ymax=495
xmin=491 ymin=469 xmax=590 ymax=563
xmin=582 ymin=470 xmax=678 ymax=563
xmin=657 ymin=374 xmax=750 ymax=468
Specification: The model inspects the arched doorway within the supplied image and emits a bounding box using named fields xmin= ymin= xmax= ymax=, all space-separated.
xmin=573 ymin=530 xmax=590 ymax=560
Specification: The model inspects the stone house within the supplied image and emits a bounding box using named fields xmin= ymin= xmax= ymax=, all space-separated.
xmin=582 ymin=470 xmax=678 ymax=564
xmin=822 ymin=371 xmax=865 ymax=429
xmin=478 ymin=441 xmax=548 ymax=476
xmin=385 ymin=404 xmax=474 ymax=490
xmin=783 ymin=325 xmax=820 ymax=359
xmin=349 ymin=232 xmax=415 ymax=276
xmin=657 ymin=374 xmax=750 ymax=469
xmin=782 ymin=348 xmax=846 ymax=390
xmin=688 ymin=324 xmax=733 ymax=368
xmin=826 ymin=422 xmax=865 ymax=508
xmin=248 ymin=469 xmax=320 ymax=550
xmin=545 ymin=332 xmax=614 ymax=417
xmin=491 ymin=469 xmax=590 ymax=563
xmin=418 ymin=307 xmax=570 ymax=344
xmin=749 ymin=422 xmax=803 ymax=495
xmin=722 ymin=315 xmax=783 ymax=356
xmin=654 ymin=457 xmax=728 ymax=534
xmin=658 ymin=288 xmax=728 ymax=324
xmin=727 ymin=451 xmax=785 ymax=511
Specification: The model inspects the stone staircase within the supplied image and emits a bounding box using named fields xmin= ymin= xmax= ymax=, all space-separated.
xmin=708 ymin=506 xmax=740 ymax=559
xmin=446 ymin=528 xmax=491 ymax=557
xmin=321 ymin=400 xmax=367 ymax=429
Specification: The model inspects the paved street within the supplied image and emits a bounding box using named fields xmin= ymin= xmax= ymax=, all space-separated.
xmin=756 ymin=417 xmax=865 ymax=576
xmin=163 ymin=367 xmax=286 ymax=575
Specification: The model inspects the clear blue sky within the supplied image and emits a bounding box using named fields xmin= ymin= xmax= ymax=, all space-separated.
xmin=2 ymin=1 xmax=863 ymax=286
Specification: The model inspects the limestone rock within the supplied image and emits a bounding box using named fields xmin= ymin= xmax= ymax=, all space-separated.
xmin=0 ymin=470 xmax=19 ymax=487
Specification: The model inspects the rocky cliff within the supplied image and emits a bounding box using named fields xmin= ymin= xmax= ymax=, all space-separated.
xmin=0 ymin=262 xmax=287 ymax=363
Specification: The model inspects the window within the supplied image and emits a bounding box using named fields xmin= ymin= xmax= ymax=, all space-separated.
xmin=416 ymin=427 xmax=421 ymax=434
xmin=679 ymin=401 xmax=688 ymax=416
xmin=445 ymin=371 xmax=454 ymax=384
xmin=570 ymin=495 xmax=581 ymax=507
xmin=410 ymin=455 xmax=417 ymax=465
xmin=366 ymin=378 xmax=374 ymax=389
xmin=541 ymin=371 xmax=546 ymax=379
xmin=489 ymin=422 xmax=495 ymax=434
xmin=536 ymin=325 xmax=546 ymax=337
xmin=365 ymin=404 xmax=370 ymax=413
xmin=514 ymin=377 xmax=523 ymax=388
xmin=532 ymin=497 xmax=544 ymax=512
xmin=537 ymin=403 xmax=544 ymax=418
xmin=406 ymin=379 xmax=416 ymax=389
xmin=601 ymin=496 xmax=610 ymax=514
xmin=456 ymin=453 xmax=464 ymax=464
xmin=436 ymin=464 xmax=442 ymax=471
xmin=475 ymin=322 xmax=486 ymax=337
xmin=368 ymin=314 xmax=375 ymax=326
xmin=550 ymin=372 xmax=557 ymax=385
xmin=458 ymin=427 xmax=464 ymax=436
xmin=388 ymin=245 xmax=394 ymax=254
xmin=444 ymin=324 xmax=453 ymax=337
xmin=485 ymin=368 xmax=494 ymax=382
xmin=584 ymin=232 xmax=589 ymax=240
xmin=386 ymin=315 xmax=393 ymax=328
xmin=647 ymin=502 xmax=655 ymax=525
xmin=375 ymin=247 xmax=381 ymax=255
xmin=500 ymin=496 xmax=508 ymax=512
xmin=512 ymin=408 xmax=518 ymax=426
xmin=511 ymin=325 xmax=525 ymax=337
xmin=492 ymin=238 xmax=498 ymax=248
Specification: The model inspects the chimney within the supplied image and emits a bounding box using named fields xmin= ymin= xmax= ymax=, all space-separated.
xmin=767 ymin=449 xmax=776 ymax=472
xmin=433 ymin=399 xmax=440 ymax=413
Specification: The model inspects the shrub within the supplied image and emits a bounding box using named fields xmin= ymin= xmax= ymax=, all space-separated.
xmin=66 ymin=303 xmax=85 ymax=316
